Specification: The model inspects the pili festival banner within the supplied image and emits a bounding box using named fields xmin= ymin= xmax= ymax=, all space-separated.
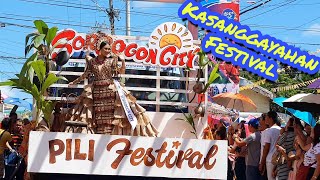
xmin=28 ymin=131 xmax=228 ymax=179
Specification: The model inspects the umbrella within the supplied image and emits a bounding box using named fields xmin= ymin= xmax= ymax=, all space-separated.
xmin=1 ymin=93 xmax=8 ymax=100
xmin=283 ymin=93 xmax=320 ymax=113
xmin=212 ymin=92 xmax=257 ymax=112
xmin=207 ymin=102 xmax=235 ymax=115
xmin=274 ymin=97 xmax=316 ymax=127
xmin=3 ymin=97 xmax=32 ymax=111
xmin=307 ymin=79 xmax=320 ymax=89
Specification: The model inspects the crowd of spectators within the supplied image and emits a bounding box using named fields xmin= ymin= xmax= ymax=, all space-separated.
xmin=209 ymin=111 xmax=320 ymax=180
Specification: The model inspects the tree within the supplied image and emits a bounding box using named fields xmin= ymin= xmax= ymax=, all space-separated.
xmin=0 ymin=20 xmax=67 ymax=129
xmin=241 ymin=67 xmax=320 ymax=98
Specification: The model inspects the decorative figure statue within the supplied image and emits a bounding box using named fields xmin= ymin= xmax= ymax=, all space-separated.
xmin=67 ymin=33 xmax=158 ymax=136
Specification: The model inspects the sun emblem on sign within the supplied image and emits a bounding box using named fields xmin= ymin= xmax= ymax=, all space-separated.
xmin=149 ymin=22 xmax=193 ymax=51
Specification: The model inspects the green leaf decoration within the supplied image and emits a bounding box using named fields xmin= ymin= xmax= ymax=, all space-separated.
xmin=42 ymin=100 xmax=56 ymax=126
xmin=33 ymin=34 xmax=46 ymax=48
xmin=175 ymin=109 xmax=198 ymax=138
xmin=40 ymin=73 xmax=66 ymax=95
xmin=1 ymin=20 xmax=63 ymax=128
xmin=34 ymin=20 xmax=48 ymax=35
xmin=30 ymin=84 xmax=40 ymax=102
xmin=25 ymin=32 xmax=38 ymax=47
xmin=25 ymin=44 xmax=35 ymax=57
xmin=30 ymin=60 xmax=46 ymax=83
xmin=197 ymin=50 xmax=205 ymax=67
xmin=20 ymin=52 xmax=37 ymax=82
xmin=203 ymin=63 xmax=220 ymax=93
xmin=46 ymin=27 xmax=58 ymax=48
xmin=0 ymin=81 xmax=15 ymax=86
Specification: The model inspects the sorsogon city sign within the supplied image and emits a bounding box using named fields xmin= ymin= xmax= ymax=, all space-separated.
xmin=51 ymin=22 xmax=200 ymax=69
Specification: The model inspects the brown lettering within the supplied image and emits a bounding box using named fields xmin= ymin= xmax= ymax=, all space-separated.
xmin=130 ymin=148 xmax=145 ymax=166
xmin=88 ymin=140 xmax=95 ymax=161
xmin=155 ymin=142 xmax=168 ymax=168
xmin=176 ymin=148 xmax=193 ymax=168
xmin=144 ymin=148 xmax=155 ymax=166
xmin=74 ymin=139 xmax=87 ymax=160
xmin=165 ymin=150 xmax=178 ymax=168
xmin=188 ymin=151 xmax=204 ymax=169
xmin=203 ymin=145 xmax=218 ymax=170
xmin=65 ymin=139 xmax=72 ymax=161
xmin=49 ymin=139 xmax=65 ymax=164
xmin=106 ymin=138 xmax=133 ymax=169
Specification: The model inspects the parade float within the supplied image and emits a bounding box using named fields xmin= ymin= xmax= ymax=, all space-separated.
xmin=1 ymin=17 xmax=227 ymax=179
xmin=26 ymin=20 xmax=226 ymax=179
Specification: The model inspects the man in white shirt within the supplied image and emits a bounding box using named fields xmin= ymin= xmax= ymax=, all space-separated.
xmin=259 ymin=113 xmax=268 ymax=180
xmin=259 ymin=111 xmax=281 ymax=180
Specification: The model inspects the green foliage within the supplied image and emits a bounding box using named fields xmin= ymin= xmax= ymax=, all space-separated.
xmin=241 ymin=69 xmax=320 ymax=98
xmin=197 ymin=50 xmax=220 ymax=93
xmin=25 ymin=20 xmax=58 ymax=56
xmin=203 ymin=63 xmax=220 ymax=93
xmin=197 ymin=50 xmax=214 ymax=68
xmin=1 ymin=20 xmax=65 ymax=129
xmin=176 ymin=112 xmax=198 ymax=139
xmin=46 ymin=27 xmax=58 ymax=48
xmin=177 ymin=50 xmax=220 ymax=139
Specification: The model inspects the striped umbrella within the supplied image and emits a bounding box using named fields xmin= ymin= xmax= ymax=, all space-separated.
xmin=212 ymin=92 xmax=257 ymax=112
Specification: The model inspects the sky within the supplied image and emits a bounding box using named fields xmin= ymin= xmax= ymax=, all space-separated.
xmin=0 ymin=0 xmax=320 ymax=104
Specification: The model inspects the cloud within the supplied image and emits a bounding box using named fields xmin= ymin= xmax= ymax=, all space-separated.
xmin=302 ymin=23 xmax=320 ymax=36
xmin=131 ymin=1 xmax=166 ymax=8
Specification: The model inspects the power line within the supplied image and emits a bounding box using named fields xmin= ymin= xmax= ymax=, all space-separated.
xmin=240 ymin=0 xmax=265 ymax=12
xmin=3 ymin=20 xmax=320 ymax=45
xmin=240 ymin=0 xmax=272 ymax=15
xmin=242 ymin=0 xmax=298 ymax=22
xmin=264 ymin=2 xmax=320 ymax=6
xmin=4 ymin=16 xmax=320 ymax=35
xmin=0 ymin=11 xmax=178 ymax=33
xmin=0 ymin=56 xmax=27 ymax=60
xmin=18 ymin=0 xmax=178 ymax=19
xmin=246 ymin=24 xmax=320 ymax=33
xmin=271 ymin=15 xmax=320 ymax=36
xmin=287 ymin=42 xmax=320 ymax=46
xmin=0 ymin=17 xmax=156 ymax=34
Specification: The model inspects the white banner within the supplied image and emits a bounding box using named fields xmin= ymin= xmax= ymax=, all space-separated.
xmin=114 ymin=80 xmax=137 ymax=130
xmin=28 ymin=132 xmax=228 ymax=179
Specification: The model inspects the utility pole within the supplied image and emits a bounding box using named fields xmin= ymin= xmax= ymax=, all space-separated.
xmin=108 ymin=0 xmax=115 ymax=35
xmin=106 ymin=0 xmax=120 ymax=35
xmin=126 ymin=0 xmax=131 ymax=36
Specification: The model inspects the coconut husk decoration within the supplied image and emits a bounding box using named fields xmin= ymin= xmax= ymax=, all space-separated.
xmin=55 ymin=50 xmax=70 ymax=66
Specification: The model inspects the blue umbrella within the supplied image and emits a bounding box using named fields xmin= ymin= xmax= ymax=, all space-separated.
xmin=273 ymin=97 xmax=316 ymax=127
xmin=3 ymin=97 xmax=32 ymax=111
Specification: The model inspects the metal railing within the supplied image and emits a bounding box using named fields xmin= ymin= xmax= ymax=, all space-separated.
xmin=46 ymin=37 xmax=207 ymax=113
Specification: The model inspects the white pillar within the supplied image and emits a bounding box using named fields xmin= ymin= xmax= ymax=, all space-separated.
xmin=126 ymin=0 xmax=131 ymax=36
